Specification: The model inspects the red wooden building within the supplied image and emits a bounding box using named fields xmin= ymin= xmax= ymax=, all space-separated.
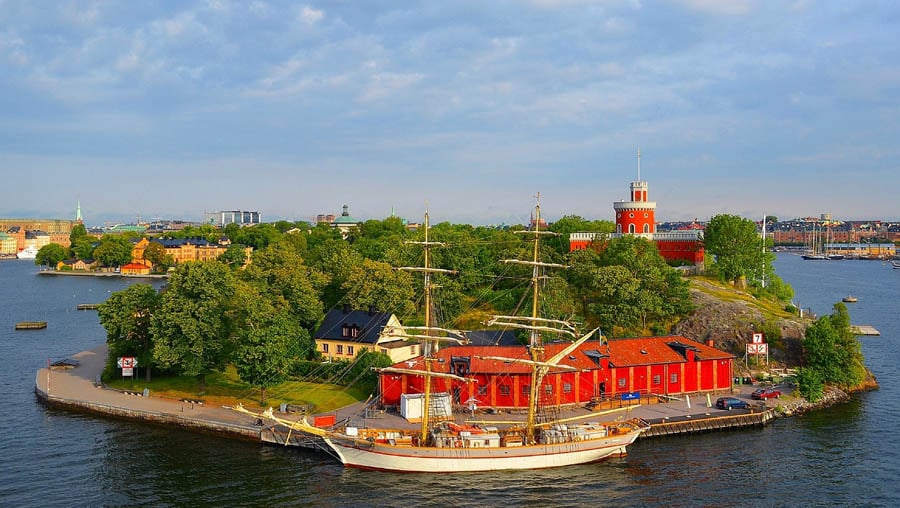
xmin=380 ymin=336 xmax=735 ymax=409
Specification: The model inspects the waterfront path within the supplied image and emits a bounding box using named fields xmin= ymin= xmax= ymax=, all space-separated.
xmin=35 ymin=344 xmax=262 ymax=439
xmin=36 ymin=344 xmax=789 ymax=445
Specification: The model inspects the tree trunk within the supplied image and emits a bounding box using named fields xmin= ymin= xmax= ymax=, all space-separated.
xmin=260 ymin=386 xmax=267 ymax=405
xmin=145 ymin=366 xmax=152 ymax=382
xmin=198 ymin=373 xmax=206 ymax=394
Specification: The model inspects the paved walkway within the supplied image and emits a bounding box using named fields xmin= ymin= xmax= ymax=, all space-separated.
xmin=36 ymin=344 xmax=260 ymax=434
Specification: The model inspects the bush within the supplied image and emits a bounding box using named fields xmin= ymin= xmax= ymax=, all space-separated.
xmin=797 ymin=367 xmax=824 ymax=402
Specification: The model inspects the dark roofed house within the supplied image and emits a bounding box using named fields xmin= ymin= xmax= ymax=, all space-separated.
xmin=313 ymin=306 xmax=419 ymax=363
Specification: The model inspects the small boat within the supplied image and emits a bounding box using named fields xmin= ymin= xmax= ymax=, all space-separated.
xmin=842 ymin=295 xmax=858 ymax=303
xmin=891 ymin=260 xmax=900 ymax=270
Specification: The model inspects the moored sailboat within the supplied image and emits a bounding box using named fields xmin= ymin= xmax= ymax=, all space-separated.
xmin=235 ymin=203 xmax=645 ymax=472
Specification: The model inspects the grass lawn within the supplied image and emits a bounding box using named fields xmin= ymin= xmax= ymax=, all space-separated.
xmin=106 ymin=365 xmax=372 ymax=413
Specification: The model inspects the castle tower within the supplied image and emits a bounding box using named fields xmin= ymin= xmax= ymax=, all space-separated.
xmin=613 ymin=148 xmax=656 ymax=236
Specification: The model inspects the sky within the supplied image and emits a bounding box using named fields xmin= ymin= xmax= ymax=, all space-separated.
xmin=2 ymin=1 xmax=899 ymax=227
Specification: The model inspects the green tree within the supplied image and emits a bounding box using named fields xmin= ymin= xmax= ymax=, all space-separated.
xmin=308 ymin=239 xmax=365 ymax=309
xmin=232 ymin=285 xmax=305 ymax=403
xmin=705 ymin=214 xmax=771 ymax=286
xmin=548 ymin=215 xmax=614 ymax=257
xmin=35 ymin=243 xmax=68 ymax=267
xmin=93 ymin=236 xmax=133 ymax=267
xmin=243 ymin=242 xmax=324 ymax=330
xmin=98 ymin=284 xmax=161 ymax=381
xmin=72 ymin=237 xmax=97 ymax=261
xmin=151 ymin=261 xmax=237 ymax=393
xmin=218 ymin=244 xmax=248 ymax=268
xmin=143 ymin=241 xmax=170 ymax=271
xmin=800 ymin=302 xmax=866 ymax=400
xmin=342 ymin=259 xmax=415 ymax=317
xmin=69 ymin=223 xmax=89 ymax=246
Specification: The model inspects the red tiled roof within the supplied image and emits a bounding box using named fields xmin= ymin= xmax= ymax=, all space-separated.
xmin=121 ymin=263 xmax=150 ymax=269
xmin=391 ymin=335 xmax=733 ymax=375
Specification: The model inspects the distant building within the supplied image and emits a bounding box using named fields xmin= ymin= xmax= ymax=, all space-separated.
xmin=330 ymin=205 xmax=360 ymax=238
xmin=0 ymin=232 xmax=17 ymax=255
xmin=131 ymin=237 xmax=252 ymax=267
xmin=569 ymin=150 xmax=704 ymax=266
xmin=0 ymin=219 xmax=77 ymax=248
xmin=204 ymin=210 xmax=261 ymax=227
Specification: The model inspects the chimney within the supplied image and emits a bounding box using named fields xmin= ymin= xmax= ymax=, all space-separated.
xmin=342 ymin=303 xmax=351 ymax=314
xmin=706 ymin=339 xmax=715 ymax=348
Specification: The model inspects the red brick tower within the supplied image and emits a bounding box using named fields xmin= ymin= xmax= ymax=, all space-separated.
xmin=613 ymin=149 xmax=656 ymax=236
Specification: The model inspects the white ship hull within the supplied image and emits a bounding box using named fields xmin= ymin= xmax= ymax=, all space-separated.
xmin=17 ymin=246 xmax=38 ymax=259
xmin=323 ymin=429 xmax=641 ymax=473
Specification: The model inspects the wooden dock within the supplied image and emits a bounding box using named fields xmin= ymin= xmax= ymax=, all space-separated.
xmin=76 ymin=303 xmax=101 ymax=310
xmin=16 ymin=321 xmax=47 ymax=330
xmin=640 ymin=408 xmax=775 ymax=439
xmin=851 ymin=325 xmax=880 ymax=336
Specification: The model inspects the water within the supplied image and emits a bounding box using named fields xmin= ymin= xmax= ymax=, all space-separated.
xmin=0 ymin=255 xmax=897 ymax=507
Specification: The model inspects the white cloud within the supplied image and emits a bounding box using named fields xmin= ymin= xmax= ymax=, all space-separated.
xmin=673 ymin=0 xmax=752 ymax=16
xmin=299 ymin=5 xmax=325 ymax=25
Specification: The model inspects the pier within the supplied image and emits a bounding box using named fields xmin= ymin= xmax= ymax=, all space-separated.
xmin=16 ymin=321 xmax=47 ymax=330
xmin=852 ymin=325 xmax=881 ymax=336
xmin=76 ymin=303 xmax=101 ymax=310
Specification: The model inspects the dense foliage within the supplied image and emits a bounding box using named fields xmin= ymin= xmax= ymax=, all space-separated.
xmin=798 ymin=303 xmax=866 ymax=402
xmin=99 ymin=214 xmax=698 ymax=398
xmin=705 ymin=214 xmax=793 ymax=302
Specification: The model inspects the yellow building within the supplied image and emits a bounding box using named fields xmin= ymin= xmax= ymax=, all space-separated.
xmin=131 ymin=237 xmax=252 ymax=267
xmin=313 ymin=307 xmax=420 ymax=363
xmin=0 ymin=232 xmax=17 ymax=255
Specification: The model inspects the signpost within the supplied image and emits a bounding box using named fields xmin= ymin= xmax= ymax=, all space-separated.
xmin=117 ymin=356 xmax=137 ymax=378
xmin=745 ymin=333 xmax=768 ymax=366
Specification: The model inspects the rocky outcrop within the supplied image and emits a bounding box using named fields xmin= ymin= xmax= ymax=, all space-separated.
xmin=671 ymin=279 xmax=806 ymax=368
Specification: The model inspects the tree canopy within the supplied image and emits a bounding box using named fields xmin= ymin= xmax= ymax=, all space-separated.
xmin=35 ymin=243 xmax=68 ymax=267
xmin=705 ymin=214 xmax=771 ymax=285
xmin=98 ymin=284 xmax=161 ymax=381
xmin=798 ymin=302 xmax=866 ymax=401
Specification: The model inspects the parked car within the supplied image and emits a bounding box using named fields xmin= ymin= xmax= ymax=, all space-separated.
xmin=751 ymin=388 xmax=781 ymax=400
xmin=716 ymin=397 xmax=750 ymax=410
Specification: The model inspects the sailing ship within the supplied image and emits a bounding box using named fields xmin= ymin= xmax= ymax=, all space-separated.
xmin=235 ymin=203 xmax=645 ymax=472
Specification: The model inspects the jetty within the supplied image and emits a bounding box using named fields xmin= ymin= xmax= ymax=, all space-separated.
xmin=16 ymin=321 xmax=47 ymax=330
xmin=76 ymin=303 xmax=101 ymax=310
xmin=852 ymin=325 xmax=881 ymax=336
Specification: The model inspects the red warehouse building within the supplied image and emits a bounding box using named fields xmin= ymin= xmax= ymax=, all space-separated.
xmin=380 ymin=336 xmax=734 ymax=410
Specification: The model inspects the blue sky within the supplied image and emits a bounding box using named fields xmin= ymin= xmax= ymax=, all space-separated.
xmin=2 ymin=1 xmax=898 ymax=226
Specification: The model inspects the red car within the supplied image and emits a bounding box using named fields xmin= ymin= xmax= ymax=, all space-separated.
xmin=751 ymin=388 xmax=781 ymax=400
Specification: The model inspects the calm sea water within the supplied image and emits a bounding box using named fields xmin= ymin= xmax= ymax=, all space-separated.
xmin=0 ymin=255 xmax=897 ymax=507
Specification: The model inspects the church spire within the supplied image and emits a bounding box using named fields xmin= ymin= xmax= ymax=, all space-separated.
xmin=75 ymin=201 xmax=83 ymax=223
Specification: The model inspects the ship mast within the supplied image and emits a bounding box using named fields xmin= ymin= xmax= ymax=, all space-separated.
xmin=399 ymin=209 xmax=460 ymax=442
xmin=491 ymin=196 xmax=568 ymax=443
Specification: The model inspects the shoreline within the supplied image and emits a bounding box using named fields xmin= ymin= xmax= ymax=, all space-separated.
xmin=36 ymin=269 xmax=168 ymax=279
xmin=36 ymin=344 xmax=856 ymax=456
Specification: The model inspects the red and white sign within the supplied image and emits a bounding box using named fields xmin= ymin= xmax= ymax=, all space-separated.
xmin=746 ymin=343 xmax=768 ymax=355
xmin=117 ymin=357 xmax=137 ymax=377
xmin=751 ymin=333 xmax=764 ymax=344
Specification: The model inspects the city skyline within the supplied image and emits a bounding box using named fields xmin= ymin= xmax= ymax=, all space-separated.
xmin=2 ymin=1 xmax=899 ymax=225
